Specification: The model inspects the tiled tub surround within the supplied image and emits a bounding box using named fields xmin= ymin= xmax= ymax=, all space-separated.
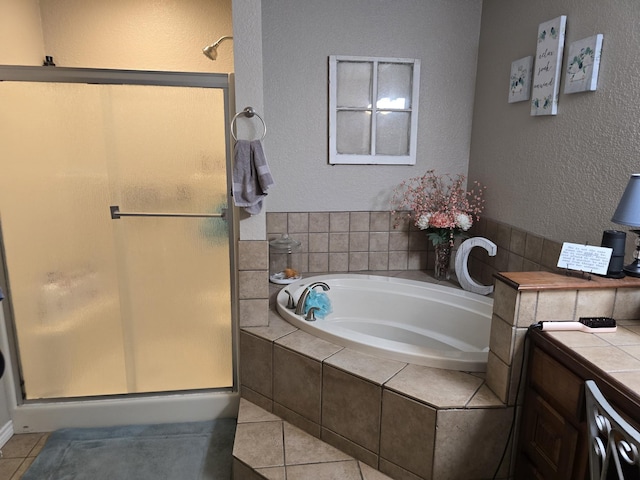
xmin=238 ymin=304 xmax=513 ymax=480
xmin=265 ymin=213 xmax=564 ymax=283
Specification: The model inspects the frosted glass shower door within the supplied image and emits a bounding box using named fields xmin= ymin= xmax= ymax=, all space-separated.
xmin=0 ymin=77 xmax=232 ymax=400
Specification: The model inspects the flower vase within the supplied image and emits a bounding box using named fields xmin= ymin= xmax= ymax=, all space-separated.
xmin=433 ymin=243 xmax=452 ymax=280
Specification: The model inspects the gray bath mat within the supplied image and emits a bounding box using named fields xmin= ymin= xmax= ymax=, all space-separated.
xmin=22 ymin=419 xmax=236 ymax=480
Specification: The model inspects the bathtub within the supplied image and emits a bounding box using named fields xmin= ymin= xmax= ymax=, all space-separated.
xmin=276 ymin=274 xmax=493 ymax=372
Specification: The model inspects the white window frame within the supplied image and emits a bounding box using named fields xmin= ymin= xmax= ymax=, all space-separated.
xmin=329 ymin=55 xmax=420 ymax=165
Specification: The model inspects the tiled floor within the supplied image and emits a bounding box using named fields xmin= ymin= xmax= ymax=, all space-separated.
xmin=0 ymin=432 xmax=50 ymax=480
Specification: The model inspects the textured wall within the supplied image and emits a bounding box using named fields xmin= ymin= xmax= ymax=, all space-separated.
xmin=37 ymin=0 xmax=233 ymax=73
xmin=261 ymin=0 xmax=483 ymax=212
xmin=470 ymin=0 xmax=640 ymax=249
xmin=0 ymin=0 xmax=44 ymax=65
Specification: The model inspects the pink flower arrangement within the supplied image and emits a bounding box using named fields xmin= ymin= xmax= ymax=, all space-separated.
xmin=392 ymin=170 xmax=486 ymax=246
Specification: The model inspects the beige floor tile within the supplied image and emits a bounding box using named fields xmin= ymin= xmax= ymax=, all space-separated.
xmin=286 ymin=460 xmax=362 ymax=480
xmin=359 ymin=461 xmax=394 ymax=480
xmin=0 ymin=458 xmax=23 ymax=480
xmin=233 ymin=421 xmax=284 ymax=469
xmin=11 ymin=457 xmax=35 ymax=480
xmin=1 ymin=433 xmax=44 ymax=458
xmin=283 ymin=422 xmax=351 ymax=465
xmin=256 ymin=466 xmax=286 ymax=480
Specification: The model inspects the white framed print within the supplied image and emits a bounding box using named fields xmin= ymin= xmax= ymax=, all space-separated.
xmin=531 ymin=15 xmax=567 ymax=116
xmin=564 ymin=34 xmax=603 ymax=94
xmin=509 ymin=56 xmax=533 ymax=103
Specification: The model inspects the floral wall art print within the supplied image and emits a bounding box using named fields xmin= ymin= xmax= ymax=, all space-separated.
xmin=531 ymin=15 xmax=567 ymax=116
xmin=564 ymin=34 xmax=603 ymax=94
xmin=508 ymin=56 xmax=533 ymax=103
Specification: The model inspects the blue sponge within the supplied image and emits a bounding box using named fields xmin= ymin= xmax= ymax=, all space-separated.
xmin=303 ymin=290 xmax=332 ymax=319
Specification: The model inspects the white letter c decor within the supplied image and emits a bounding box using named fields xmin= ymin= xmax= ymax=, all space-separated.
xmin=454 ymin=237 xmax=497 ymax=296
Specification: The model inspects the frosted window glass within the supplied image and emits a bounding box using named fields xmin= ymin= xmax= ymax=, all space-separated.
xmin=336 ymin=111 xmax=371 ymax=154
xmin=376 ymin=111 xmax=411 ymax=155
xmin=0 ymin=81 xmax=232 ymax=399
xmin=377 ymin=63 xmax=413 ymax=110
xmin=337 ymin=62 xmax=372 ymax=108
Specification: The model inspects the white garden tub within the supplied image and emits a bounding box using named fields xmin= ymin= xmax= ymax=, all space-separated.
xmin=276 ymin=274 xmax=493 ymax=372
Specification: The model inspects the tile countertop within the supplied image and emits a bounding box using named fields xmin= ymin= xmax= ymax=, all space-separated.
xmin=539 ymin=320 xmax=640 ymax=400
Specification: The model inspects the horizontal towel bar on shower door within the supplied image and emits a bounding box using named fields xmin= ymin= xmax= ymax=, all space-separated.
xmin=110 ymin=205 xmax=226 ymax=220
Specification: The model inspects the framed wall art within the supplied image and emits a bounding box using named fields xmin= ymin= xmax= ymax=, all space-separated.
xmin=530 ymin=15 xmax=567 ymax=116
xmin=564 ymin=34 xmax=603 ymax=94
xmin=509 ymin=55 xmax=533 ymax=103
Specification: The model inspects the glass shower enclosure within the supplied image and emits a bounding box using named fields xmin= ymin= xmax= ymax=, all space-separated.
xmin=0 ymin=67 xmax=234 ymax=401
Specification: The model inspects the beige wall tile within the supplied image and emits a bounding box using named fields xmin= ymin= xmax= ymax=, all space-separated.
xmin=495 ymin=223 xmax=511 ymax=250
xmin=524 ymin=233 xmax=544 ymax=263
xmin=239 ymin=270 xmax=269 ymax=299
xmin=388 ymin=251 xmax=408 ymax=270
xmin=540 ymin=239 xmax=562 ymax=270
xmin=288 ymin=213 xmax=309 ymax=233
xmin=329 ymin=232 xmax=349 ymax=252
xmin=267 ymin=213 xmax=288 ymax=234
xmin=575 ymin=289 xmax=616 ymax=319
xmin=238 ymin=240 xmax=269 ymax=271
xmin=370 ymin=212 xmax=390 ymax=231
xmin=389 ymin=231 xmax=409 ymax=250
xmin=510 ymin=229 xmax=526 ymax=256
xmin=493 ymin=280 xmax=517 ymax=325
xmin=535 ymin=290 xmax=577 ymax=322
xmin=613 ymin=288 xmax=640 ymax=320
xmin=432 ymin=407 xmax=513 ymax=480
xmin=378 ymin=458 xmax=424 ymax=480
xmin=380 ymin=390 xmax=436 ymax=479
xmin=330 ymin=212 xmax=350 ymax=232
xmin=273 ymin=345 xmax=322 ymax=423
xmin=321 ymin=428 xmax=380 ymax=469
xmin=368 ymin=252 xmax=389 ymax=271
xmin=240 ymin=299 xmax=270 ymax=327
xmin=515 ymin=291 xmax=538 ymax=327
xmin=272 ymin=403 xmax=321 ymax=438
xmin=329 ymin=253 xmax=349 ymax=272
xmin=489 ymin=314 xmax=515 ymax=365
xmin=485 ymin=351 xmax=509 ymax=404
xmin=309 ymin=232 xmax=329 ymax=253
xmin=349 ymin=232 xmax=369 ymax=251
xmin=322 ymin=366 xmax=382 ymax=452
xmin=350 ymin=212 xmax=371 ymax=231
xmin=309 ymin=212 xmax=330 ymax=232
xmin=309 ymin=253 xmax=329 ymax=272
xmin=369 ymin=232 xmax=389 ymax=251
xmin=240 ymin=332 xmax=273 ymax=398
xmin=349 ymin=252 xmax=369 ymax=271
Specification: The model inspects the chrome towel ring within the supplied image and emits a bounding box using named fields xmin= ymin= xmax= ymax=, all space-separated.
xmin=231 ymin=106 xmax=266 ymax=141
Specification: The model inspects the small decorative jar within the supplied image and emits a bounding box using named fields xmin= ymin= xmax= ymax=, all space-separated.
xmin=269 ymin=234 xmax=302 ymax=284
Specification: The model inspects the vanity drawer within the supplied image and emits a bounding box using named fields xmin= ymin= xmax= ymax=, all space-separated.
xmin=529 ymin=347 xmax=583 ymax=421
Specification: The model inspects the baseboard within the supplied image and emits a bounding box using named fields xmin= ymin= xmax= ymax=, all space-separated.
xmin=0 ymin=420 xmax=13 ymax=449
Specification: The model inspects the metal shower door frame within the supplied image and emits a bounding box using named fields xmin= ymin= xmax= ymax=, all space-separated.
xmin=0 ymin=65 xmax=238 ymax=404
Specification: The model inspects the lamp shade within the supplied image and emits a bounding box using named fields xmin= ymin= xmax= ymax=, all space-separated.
xmin=612 ymin=174 xmax=640 ymax=227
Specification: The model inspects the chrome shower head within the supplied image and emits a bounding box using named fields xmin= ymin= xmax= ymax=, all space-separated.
xmin=202 ymin=35 xmax=233 ymax=61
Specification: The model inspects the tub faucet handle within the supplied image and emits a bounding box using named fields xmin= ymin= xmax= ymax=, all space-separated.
xmin=294 ymin=281 xmax=330 ymax=315
xmin=305 ymin=307 xmax=319 ymax=321
xmin=284 ymin=290 xmax=296 ymax=309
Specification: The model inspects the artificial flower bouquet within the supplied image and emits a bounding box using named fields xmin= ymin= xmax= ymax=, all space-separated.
xmin=392 ymin=170 xmax=485 ymax=246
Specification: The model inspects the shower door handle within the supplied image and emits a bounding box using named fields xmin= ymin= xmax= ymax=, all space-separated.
xmin=110 ymin=205 xmax=226 ymax=220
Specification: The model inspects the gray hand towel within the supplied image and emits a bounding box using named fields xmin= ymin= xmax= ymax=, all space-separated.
xmin=232 ymin=139 xmax=275 ymax=215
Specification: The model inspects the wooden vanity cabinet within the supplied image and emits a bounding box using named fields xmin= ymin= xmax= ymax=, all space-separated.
xmin=516 ymin=329 xmax=640 ymax=480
